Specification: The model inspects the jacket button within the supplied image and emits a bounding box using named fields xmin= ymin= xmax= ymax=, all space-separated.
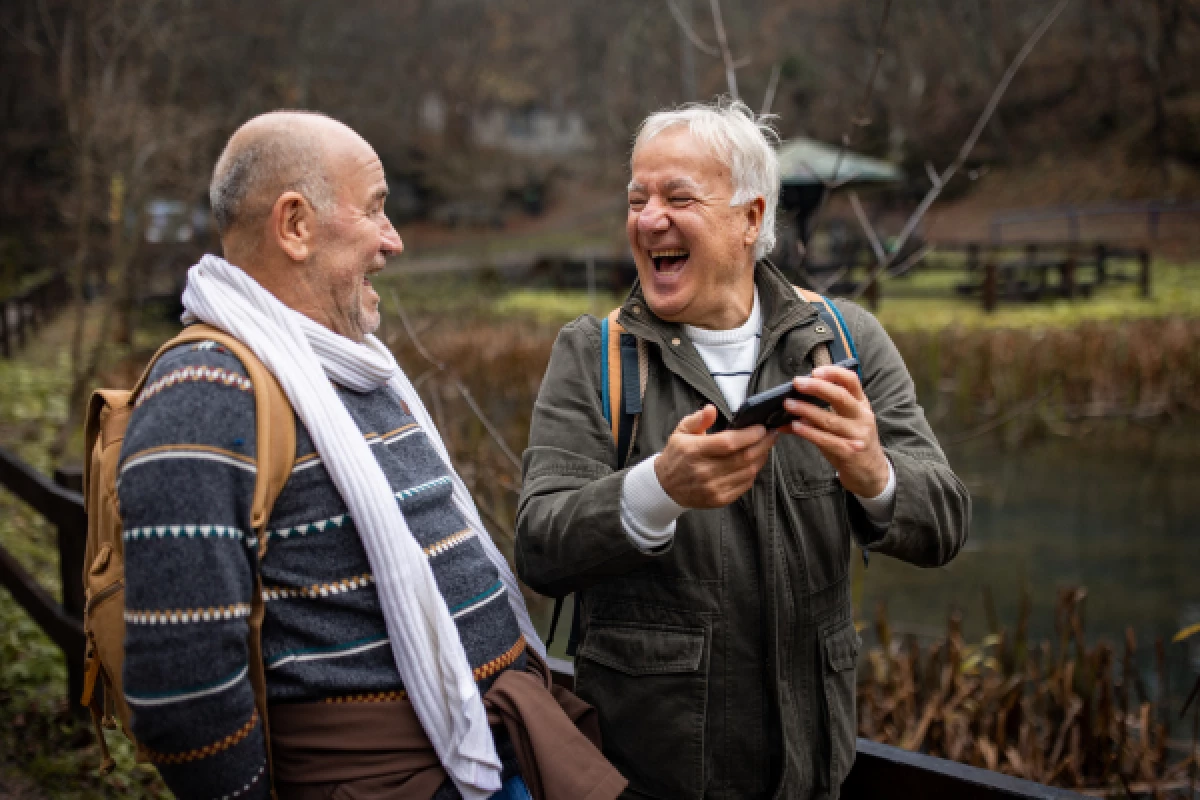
xmin=671 ymin=337 xmax=681 ymax=346
xmin=815 ymin=324 xmax=829 ymax=334
xmin=632 ymin=305 xmax=641 ymax=314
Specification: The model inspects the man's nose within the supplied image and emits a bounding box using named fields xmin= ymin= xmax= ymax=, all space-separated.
xmin=636 ymin=200 xmax=671 ymax=235
xmin=381 ymin=217 xmax=404 ymax=256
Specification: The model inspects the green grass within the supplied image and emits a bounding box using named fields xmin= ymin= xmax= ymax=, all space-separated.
xmin=384 ymin=258 xmax=1200 ymax=331
xmin=492 ymin=288 xmax=624 ymax=323
xmin=0 ymin=349 xmax=168 ymax=799
xmin=874 ymin=259 xmax=1200 ymax=331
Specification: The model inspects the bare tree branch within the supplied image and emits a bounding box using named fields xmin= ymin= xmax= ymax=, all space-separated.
xmin=0 ymin=11 xmax=44 ymax=54
xmin=849 ymin=192 xmax=886 ymax=265
xmin=887 ymin=244 xmax=935 ymax=279
xmin=846 ymin=0 xmax=1072 ymax=302
xmin=760 ymin=62 xmax=782 ymax=115
xmin=34 ymin=0 xmax=60 ymax=54
xmin=887 ymin=0 xmax=1073 ymax=262
xmin=708 ymin=0 xmax=739 ymax=100
xmin=663 ymin=0 xmax=747 ymax=102
xmin=828 ymin=0 xmax=894 ymax=185
xmin=664 ymin=0 xmax=718 ymax=57
xmin=812 ymin=266 xmax=850 ymax=295
xmin=388 ymin=288 xmax=522 ymax=474
xmin=924 ymin=161 xmax=943 ymax=189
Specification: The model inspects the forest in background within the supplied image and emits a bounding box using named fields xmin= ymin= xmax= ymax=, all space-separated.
xmin=4 ymin=0 xmax=1200 ymax=280
xmin=4 ymin=2 xmax=1200 ymax=796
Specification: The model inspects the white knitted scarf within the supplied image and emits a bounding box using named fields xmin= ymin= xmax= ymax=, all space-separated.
xmin=180 ymin=255 xmax=545 ymax=800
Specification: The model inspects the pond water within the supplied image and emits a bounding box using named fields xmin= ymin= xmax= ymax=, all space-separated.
xmin=859 ymin=418 xmax=1200 ymax=701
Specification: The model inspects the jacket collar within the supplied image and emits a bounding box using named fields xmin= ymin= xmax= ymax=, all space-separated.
xmin=614 ymin=260 xmax=827 ymax=420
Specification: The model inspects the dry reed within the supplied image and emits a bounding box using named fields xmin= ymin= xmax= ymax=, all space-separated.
xmin=859 ymin=588 xmax=1198 ymax=796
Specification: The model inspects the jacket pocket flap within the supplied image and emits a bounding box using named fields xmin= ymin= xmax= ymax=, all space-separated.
xmin=824 ymin=623 xmax=861 ymax=673
xmin=580 ymin=624 xmax=705 ymax=676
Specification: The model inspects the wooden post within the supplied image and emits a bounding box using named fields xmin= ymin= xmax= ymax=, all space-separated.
xmin=0 ymin=300 xmax=10 ymax=358
xmin=865 ymin=270 xmax=881 ymax=312
xmin=53 ymin=466 xmax=87 ymax=715
xmin=28 ymin=287 xmax=40 ymax=335
xmin=14 ymin=299 xmax=25 ymax=349
xmin=1139 ymin=249 xmax=1152 ymax=298
xmin=1062 ymin=249 xmax=1076 ymax=299
xmin=1094 ymin=243 xmax=1107 ymax=286
xmin=982 ymin=262 xmax=997 ymax=312
xmin=1024 ymin=243 xmax=1039 ymax=298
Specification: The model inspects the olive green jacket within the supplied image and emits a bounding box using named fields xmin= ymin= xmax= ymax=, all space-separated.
xmin=515 ymin=261 xmax=970 ymax=800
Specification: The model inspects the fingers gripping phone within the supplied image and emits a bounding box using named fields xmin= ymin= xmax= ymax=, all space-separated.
xmin=729 ymin=358 xmax=860 ymax=430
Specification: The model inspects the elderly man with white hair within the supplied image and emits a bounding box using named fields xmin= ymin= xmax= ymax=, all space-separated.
xmin=516 ymin=100 xmax=970 ymax=799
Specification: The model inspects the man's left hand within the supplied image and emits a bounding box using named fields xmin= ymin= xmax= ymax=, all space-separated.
xmin=783 ymin=366 xmax=890 ymax=498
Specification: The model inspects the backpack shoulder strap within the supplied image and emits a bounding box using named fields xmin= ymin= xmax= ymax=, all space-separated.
xmin=150 ymin=324 xmax=294 ymax=794
xmin=552 ymin=311 xmax=648 ymax=651
xmin=600 ymin=309 xmax=647 ymax=471
xmin=793 ymin=287 xmax=861 ymax=375
xmin=161 ymin=324 xmax=295 ymax=531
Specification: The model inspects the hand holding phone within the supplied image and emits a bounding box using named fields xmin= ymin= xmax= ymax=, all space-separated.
xmin=729 ymin=358 xmax=860 ymax=430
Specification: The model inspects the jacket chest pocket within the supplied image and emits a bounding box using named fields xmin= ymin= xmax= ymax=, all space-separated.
xmin=777 ymin=434 xmax=838 ymax=497
xmin=776 ymin=447 xmax=850 ymax=593
xmin=575 ymin=623 xmax=708 ymax=799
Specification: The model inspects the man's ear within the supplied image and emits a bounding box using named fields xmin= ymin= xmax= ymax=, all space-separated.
xmin=743 ymin=196 xmax=766 ymax=247
xmin=273 ymin=191 xmax=315 ymax=262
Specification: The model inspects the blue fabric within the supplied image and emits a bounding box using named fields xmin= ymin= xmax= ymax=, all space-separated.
xmin=490 ymin=776 xmax=533 ymax=800
xmin=821 ymin=295 xmax=861 ymax=374
xmin=600 ymin=316 xmax=611 ymax=424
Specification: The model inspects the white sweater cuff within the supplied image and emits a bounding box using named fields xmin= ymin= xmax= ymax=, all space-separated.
xmin=853 ymin=458 xmax=896 ymax=529
xmin=621 ymin=455 xmax=687 ymax=551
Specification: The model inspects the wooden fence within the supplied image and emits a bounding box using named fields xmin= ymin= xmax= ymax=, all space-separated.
xmin=0 ymin=446 xmax=1084 ymax=798
xmin=396 ymin=239 xmax=1155 ymax=316
xmin=0 ymin=272 xmax=72 ymax=358
xmin=988 ymin=202 xmax=1200 ymax=246
xmin=0 ymin=449 xmax=87 ymax=706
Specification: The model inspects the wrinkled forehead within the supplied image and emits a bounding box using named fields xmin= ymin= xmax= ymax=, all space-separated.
xmin=327 ymin=132 xmax=387 ymax=198
xmin=628 ymin=126 xmax=730 ymax=192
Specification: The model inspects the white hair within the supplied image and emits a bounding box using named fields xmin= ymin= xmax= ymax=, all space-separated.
xmin=632 ymin=98 xmax=780 ymax=261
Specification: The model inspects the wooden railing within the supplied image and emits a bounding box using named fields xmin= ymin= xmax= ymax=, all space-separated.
xmin=0 ymin=449 xmax=87 ymax=706
xmin=0 ymin=272 xmax=72 ymax=358
xmin=0 ymin=447 xmax=1085 ymax=798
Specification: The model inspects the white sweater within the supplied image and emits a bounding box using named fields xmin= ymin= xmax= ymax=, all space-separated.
xmin=619 ymin=289 xmax=896 ymax=550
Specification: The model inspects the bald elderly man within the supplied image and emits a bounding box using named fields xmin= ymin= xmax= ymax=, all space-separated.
xmin=516 ymin=101 xmax=969 ymax=799
xmin=118 ymin=112 xmax=624 ymax=800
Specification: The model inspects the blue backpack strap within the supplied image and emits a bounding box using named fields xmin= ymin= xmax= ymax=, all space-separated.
xmin=793 ymin=287 xmax=869 ymax=567
xmin=551 ymin=311 xmax=644 ymax=652
xmin=794 ymin=286 xmax=860 ymax=378
xmin=600 ymin=309 xmax=642 ymax=469
xmin=600 ymin=316 xmax=613 ymax=426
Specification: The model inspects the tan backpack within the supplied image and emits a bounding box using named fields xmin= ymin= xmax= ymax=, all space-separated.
xmin=81 ymin=323 xmax=295 ymax=786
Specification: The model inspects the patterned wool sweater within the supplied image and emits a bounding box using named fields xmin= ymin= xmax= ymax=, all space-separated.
xmin=118 ymin=339 xmax=527 ymax=800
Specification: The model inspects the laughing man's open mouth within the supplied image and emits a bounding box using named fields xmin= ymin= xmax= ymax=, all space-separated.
xmin=650 ymin=248 xmax=689 ymax=273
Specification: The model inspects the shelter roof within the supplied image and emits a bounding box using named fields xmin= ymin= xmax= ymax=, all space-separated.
xmin=777 ymin=136 xmax=903 ymax=186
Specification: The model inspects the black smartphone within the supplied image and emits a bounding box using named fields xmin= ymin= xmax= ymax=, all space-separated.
xmin=729 ymin=358 xmax=860 ymax=430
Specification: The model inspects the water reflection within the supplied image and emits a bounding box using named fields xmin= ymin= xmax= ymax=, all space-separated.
xmin=859 ymin=418 xmax=1200 ymax=710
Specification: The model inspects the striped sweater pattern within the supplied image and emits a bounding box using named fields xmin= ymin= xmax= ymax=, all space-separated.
xmin=118 ymin=341 xmax=526 ymax=800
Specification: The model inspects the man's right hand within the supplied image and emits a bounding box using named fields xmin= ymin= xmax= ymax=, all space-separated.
xmin=654 ymin=405 xmax=779 ymax=509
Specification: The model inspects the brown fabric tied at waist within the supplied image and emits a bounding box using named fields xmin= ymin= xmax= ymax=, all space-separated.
xmin=270 ymin=653 xmax=626 ymax=800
